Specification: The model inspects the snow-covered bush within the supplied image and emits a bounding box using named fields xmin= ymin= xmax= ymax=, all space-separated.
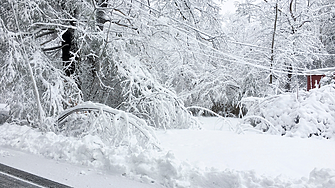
xmin=320 ymin=71 xmax=335 ymax=86
xmin=179 ymin=69 xmax=243 ymax=117
xmin=55 ymin=102 xmax=159 ymax=149
xmin=240 ymin=84 xmax=335 ymax=138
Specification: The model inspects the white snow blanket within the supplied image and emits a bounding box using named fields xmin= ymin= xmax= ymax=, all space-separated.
xmin=0 ymin=121 xmax=334 ymax=187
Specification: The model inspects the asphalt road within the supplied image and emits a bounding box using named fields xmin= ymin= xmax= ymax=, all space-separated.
xmin=0 ymin=172 xmax=40 ymax=188
xmin=0 ymin=163 xmax=72 ymax=188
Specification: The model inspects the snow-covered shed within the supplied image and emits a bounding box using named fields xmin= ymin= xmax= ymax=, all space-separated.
xmin=303 ymin=67 xmax=335 ymax=91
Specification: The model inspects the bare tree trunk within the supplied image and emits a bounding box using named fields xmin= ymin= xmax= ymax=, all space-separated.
xmin=270 ymin=2 xmax=278 ymax=84
xmin=96 ymin=0 xmax=109 ymax=30
xmin=61 ymin=0 xmax=78 ymax=77
xmin=62 ymin=29 xmax=75 ymax=77
xmin=285 ymin=64 xmax=293 ymax=91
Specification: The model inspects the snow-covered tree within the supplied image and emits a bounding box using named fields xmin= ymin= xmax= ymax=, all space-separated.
xmin=225 ymin=0 xmax=332 ymax=94
xmin=69 ymin=0 xmax=224 ymax=128
xmin=0 ymin=0 xmax=81 ymax=125
xmin=1 ymin=0 xmax=225 ymax=128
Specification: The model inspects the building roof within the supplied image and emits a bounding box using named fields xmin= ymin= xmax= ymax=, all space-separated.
xmin=303 ymin=67 xmax=335 ymax=75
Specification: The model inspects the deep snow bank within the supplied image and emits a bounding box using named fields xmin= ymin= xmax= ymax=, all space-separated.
xmin=0 ymin=146 xmax=163 ymax=188
xmin=241 ymin=85 xmax=335 ymax=138
xmin=0 ymin=123 xmax=334 ymax=187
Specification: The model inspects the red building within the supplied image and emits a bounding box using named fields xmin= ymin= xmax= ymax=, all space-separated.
xmin=304 ymin=67 xmax=335 ymax=91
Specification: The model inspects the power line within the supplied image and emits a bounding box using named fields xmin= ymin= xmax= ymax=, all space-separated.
xmin=124 ymin=0 xmax=329 ymax=75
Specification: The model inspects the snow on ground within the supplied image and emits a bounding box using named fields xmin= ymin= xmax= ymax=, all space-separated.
xmin=0 ymin=116 xmax=334 ymax=187
xmin=158 ymin=117 xmax=335 ymax=179
xmin=0 ymin=146 xmax=163 ymax=188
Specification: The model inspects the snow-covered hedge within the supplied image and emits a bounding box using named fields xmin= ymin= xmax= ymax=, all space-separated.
xmin=241 ymin=84 xmax=335 ymax=138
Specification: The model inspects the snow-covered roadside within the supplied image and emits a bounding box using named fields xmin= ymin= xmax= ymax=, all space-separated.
xmin=0 ymin=146 xmax=162 ymax=188
xmin=0 ymin=117 xmax=334 ymax=187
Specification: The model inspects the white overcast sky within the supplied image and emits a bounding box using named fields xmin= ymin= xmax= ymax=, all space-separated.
xmin=218 ymin=0 xmax=262 ymax=14
xmin=218 ymin=0 xmax=241 ymax=14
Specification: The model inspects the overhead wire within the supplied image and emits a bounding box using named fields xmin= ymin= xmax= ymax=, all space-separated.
xmin=131 ymin=0 xmax=335 ymax=57
xmin=121 ymin=0 xmax=330 ymax=75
